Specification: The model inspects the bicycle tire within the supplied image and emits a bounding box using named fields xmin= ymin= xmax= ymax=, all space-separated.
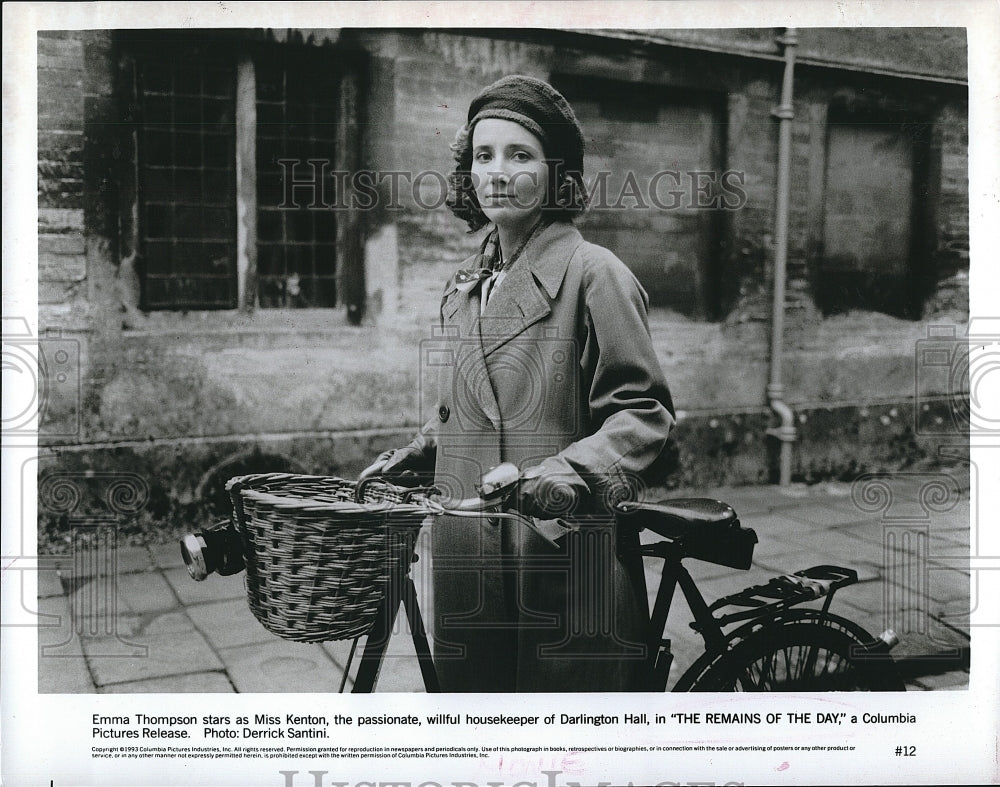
xmin=674 ymin=611 xmax=905 ymax=692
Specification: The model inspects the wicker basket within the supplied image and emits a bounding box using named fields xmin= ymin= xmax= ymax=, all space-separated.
xmin=225 ymin=473 xmax=430 ymax=643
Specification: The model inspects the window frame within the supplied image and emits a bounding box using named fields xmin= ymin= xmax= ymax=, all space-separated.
xmin=115 ymin=32 xmax=366 ymax=319
xmin=812 ymin=89 xmax=937 ymax=320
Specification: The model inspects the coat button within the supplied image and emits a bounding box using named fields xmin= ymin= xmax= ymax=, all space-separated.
xmin=438 ymin=405 xmax=450 ymax=423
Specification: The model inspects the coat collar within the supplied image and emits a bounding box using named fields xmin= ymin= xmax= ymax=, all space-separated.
xmin=440 ymin=221 xmax=584 ymax=356
xmin=444 ymin=222 xmax=583 ymax=298
xmin=481 ymin=222 xmax=582 ymax=350
xmin=522 ymin=221 xmax=583 ymax=300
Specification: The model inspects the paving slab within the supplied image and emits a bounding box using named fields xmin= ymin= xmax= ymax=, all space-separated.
xmin=320 ymin=638 xmax=359 ymax=689
xmin=55 ymin=545 xmax=154 ymax=579
xmin=36 ymin=566 xmax=66 ymax=599
xmin=779 ymin=504 xmax=871 ymax=528
xmin=162 ymin=566 xmax=247 ymax=605
xmin=98 ymin=671 xmax=236 ymax=693
xmin=314 ymin=619 xmax=430 ymax=692
xmin=838 ymin=519 xmax=905 ymax=549
xmin=148 ymin=542 xmax=185 ymax=569
xmin=81 ymin=611 xmax=223 ymax=687
xmin=930 ymin=531 xmax=972 ymax=555
xmin=366 ymin=627 xmax=427 ymax=693
xmin=37 ymin=595 xmax=96 ymax=694
xmin=739 ymin=511 xmax=817 ymax=539
xmin=907 ymin=668 xmax=970 ymax=691
xmin=187 ymin=598 xmax=275 ymax=650
xmin=66 ymin=570 xmax=183 ymax=639
xmin=695 ymin=485 xmax=786 ymax=516
xmin=114 ymin=570 xmax=180 ymax=613
xmin=218 ymin=639 xmax=345 ymax=693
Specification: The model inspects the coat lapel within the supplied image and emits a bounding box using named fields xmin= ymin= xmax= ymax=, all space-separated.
xmin=479 ymin=222 xmax=583 ymax=357
xmin=439 ymin=223 xmax=585 ymax=430
xmin=440 ymin=270 xmax=503 ymax=429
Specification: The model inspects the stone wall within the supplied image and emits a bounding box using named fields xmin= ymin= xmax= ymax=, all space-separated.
xmin=35 ymin=29 xmax=970 ymax=523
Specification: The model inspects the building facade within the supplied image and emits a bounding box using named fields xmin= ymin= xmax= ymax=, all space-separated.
xmin=36 ymin=27 xmax=969 ymax=524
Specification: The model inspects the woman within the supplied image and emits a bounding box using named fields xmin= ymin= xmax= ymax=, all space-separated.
xmin=363 ymin=75 xmax=675 ymax=692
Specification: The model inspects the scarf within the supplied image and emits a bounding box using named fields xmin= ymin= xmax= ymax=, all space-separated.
xmin=453 ymin=219 xmax=547 ymax=296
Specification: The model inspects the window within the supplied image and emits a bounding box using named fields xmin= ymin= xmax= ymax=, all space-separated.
xmin=553 ymin=75 xmax=729 ymax=319
xmin=119 ymin=34 xmax=362 ymax=314
xmin=255 ymin=59 xmax=339 ymax=308
xmin=818 ymin=99 xmax=933 ymax=319
xmin=136 ymin=50 xmax=238 ymax=309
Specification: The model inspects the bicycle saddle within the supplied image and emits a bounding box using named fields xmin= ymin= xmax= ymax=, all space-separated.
xmin=615 ymin=498 xmax=737 ymax=533
xmin=615 ymin=498 xmax=757 ymax=569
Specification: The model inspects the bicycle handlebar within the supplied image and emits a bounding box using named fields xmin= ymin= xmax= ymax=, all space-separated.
xmin=366 ymin=462 xmax=563 ymax=548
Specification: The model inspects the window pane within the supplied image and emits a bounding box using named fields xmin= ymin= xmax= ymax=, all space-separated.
xmin=257 ymin=209 xmax=282 ymax=243
xmin=144 ymin=94 xmax=172 ymax=126
xmin=203 ymin=133 xmax=233 ymax=167
xmin=143 ymin=62 xmax=172 ymax=93
xmin=142 ymin=168 xmax=173 ymax=202
xmin=258 ymin=243 xmax=284 ymax=276
xmin=144 ymin=204 xmax=174 ymax=239
xmin=143 ymin=240 xmax=171 ymax=275
xmin=142 ymin=130 xmax=174 ymax=166
xmin=255 ymin=55 xmax=339 ymax=308
xmin=174 ymin=95 xmax=200 ymax=126
xmin=204 ymin=67 xmax=235 ymax=99
xmin=173 ymin=169 xmax=201 ymax=202
xmin=136 ymin=49 xmax=237 ymax=310
xmin=203 ymin=98 xmax=233 ymax=129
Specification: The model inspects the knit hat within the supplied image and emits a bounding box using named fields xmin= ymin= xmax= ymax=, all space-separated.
xmin=467 ymin=75 xmax=585 ymax=174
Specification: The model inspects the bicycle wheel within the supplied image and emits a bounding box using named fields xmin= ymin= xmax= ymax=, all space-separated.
xmin=675 ymin=611 xmax=905 ymax=692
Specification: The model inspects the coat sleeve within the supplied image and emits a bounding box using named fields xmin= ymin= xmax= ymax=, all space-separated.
xmin=538 ymin=246 xmax=675 ymax=507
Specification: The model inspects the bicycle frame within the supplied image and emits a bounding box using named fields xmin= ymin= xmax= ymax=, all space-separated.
xmin=634 ymin=531 xmax=867 ymax=691
xmin=639 ymin=536 xmax=726 ymax=690
xmin=349 ymin=526 xmax=440 ymax=693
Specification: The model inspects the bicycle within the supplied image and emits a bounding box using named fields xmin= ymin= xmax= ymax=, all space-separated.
xmin=615 ymin=496 xmax=904 ymax=691
xmin=180 ymin=463 xmax=904 ymax=693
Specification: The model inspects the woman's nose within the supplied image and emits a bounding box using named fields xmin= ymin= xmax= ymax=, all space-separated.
xmin=487 ymin=168 xmax=509 ymax=186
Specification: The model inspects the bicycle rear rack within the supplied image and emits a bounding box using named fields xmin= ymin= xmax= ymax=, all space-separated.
xmin=703 ymin=564 xmax=859 ymax=629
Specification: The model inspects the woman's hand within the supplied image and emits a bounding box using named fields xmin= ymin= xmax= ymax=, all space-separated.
xmin=515 ymin=463 xmax=591 ymax=520
xmin=358 ymin=449 xmax=395 ymax=482
xmin=359 ymin=433 xmax=435 ymax=483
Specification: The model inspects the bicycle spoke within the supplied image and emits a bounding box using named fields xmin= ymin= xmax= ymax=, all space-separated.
xmin=675 ymin=612 xmax=906 ymax=693
xmin=732 ymin=642 xmax=858 ymax=691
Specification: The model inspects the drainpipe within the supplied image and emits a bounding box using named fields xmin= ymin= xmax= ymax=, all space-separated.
xmin=766 ymin=27 xmax=798 ymax=485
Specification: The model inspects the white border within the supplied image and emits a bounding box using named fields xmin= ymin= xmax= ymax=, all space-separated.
xmin=4 ymin=2 xmax=999 ymax=786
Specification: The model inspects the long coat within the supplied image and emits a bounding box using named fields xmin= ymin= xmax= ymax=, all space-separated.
xmin=420 ymin=220 xmax=675 ymax=692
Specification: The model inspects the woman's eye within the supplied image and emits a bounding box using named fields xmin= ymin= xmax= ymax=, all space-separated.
xmin=511 ymin=150 xmax=532 ymax=162
xmin=474 ymin=151 xmax=492 ymax=163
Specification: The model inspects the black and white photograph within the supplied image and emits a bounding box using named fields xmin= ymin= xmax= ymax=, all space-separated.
xmin=3 ymin=2 xmax=999 ymax=786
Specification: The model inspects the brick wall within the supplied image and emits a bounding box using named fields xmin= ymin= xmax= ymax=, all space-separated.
xmin=38 ymin=32 xmax=87 ymax=312
xmin=927 ymin=100 xmax=970 ymax=314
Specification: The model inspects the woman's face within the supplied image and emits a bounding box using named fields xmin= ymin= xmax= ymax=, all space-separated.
xmin=471 ymin=118 xmax=549 ymax=232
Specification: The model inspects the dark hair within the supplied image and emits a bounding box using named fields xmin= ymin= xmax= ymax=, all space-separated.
xmin=446 ymin=124 xmax=590 ymax=233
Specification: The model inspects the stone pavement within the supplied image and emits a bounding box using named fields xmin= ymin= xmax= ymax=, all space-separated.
xmin=37 ymin=474 xmax=972 ymax=694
